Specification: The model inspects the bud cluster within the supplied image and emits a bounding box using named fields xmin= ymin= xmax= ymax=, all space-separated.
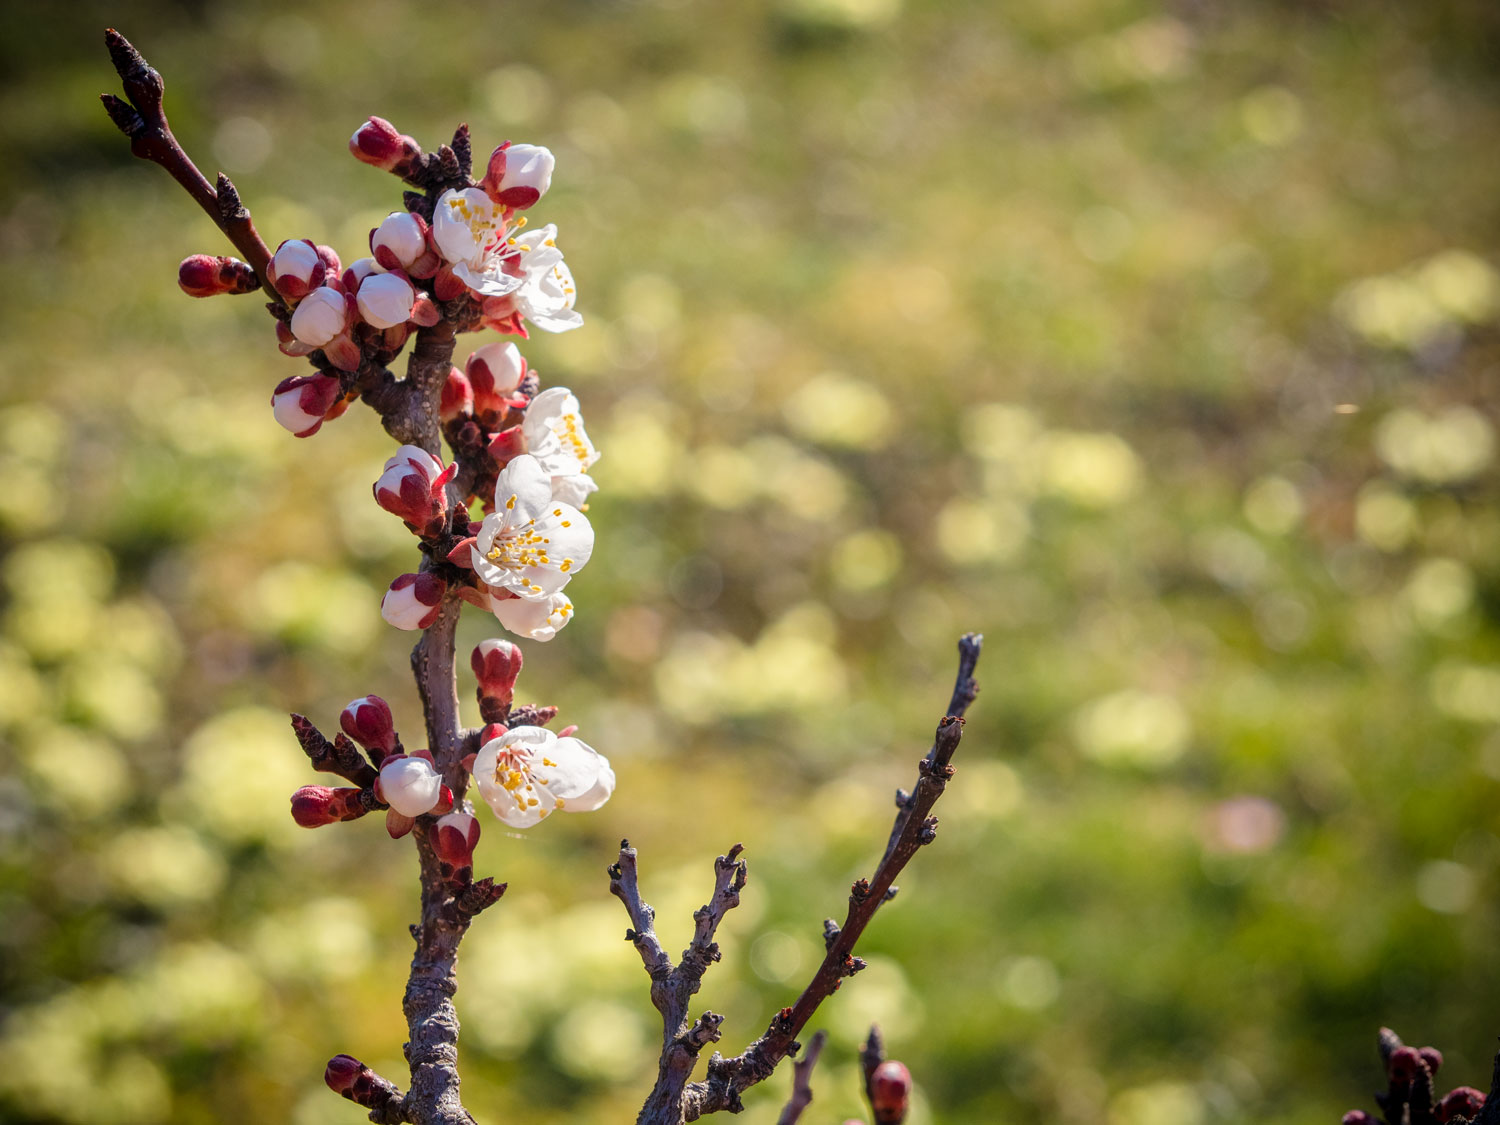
xmin=1342 ymin=1028 xmax=1492 ymax=1125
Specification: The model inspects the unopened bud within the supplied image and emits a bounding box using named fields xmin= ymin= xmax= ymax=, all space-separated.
xmin=350 ymin=116 xmax=420 ymax=173
xmin=342 ymin=256 xmax=381 ymax=292
xmin=378 ymin=755 xmax=443 ymax=817
xmin=356 ymin=271 xmax=417 ymax=330
xmin=268 ymin=239 xmax=324 ymax=300
xmin=432 ymin=810 xmax=481 ymax=880
xmin=483 ymin=142 xmax=555 ymax=209
xmin=1389 ymin=1046 xmax=1422 ymax=1082
xmin=869 ymin=1060 xmax=912 ymax=1124
xmin=1419 ymin=1047 xmax=1444 ymax=1076
xmin=1437 ymin=1088 xmax=1486 ymax=1123
xmin=290 ymin=785 xmax=367 ymax=827
xmin=374 ymin=445 xmax=452 ymax=533
xmin=466 ymin=342 xmax=526 ymax=415
xmin=441 ymin=367 xmax=473 ymax=421
xmin=324 ymin=1054 xmax=367 ymax=1096
xmin=178 ymin=254 xmax=258 ymax=297
xmin=270 ymin=373 xmax=342 ymax=437
xmin=340 ymin=695 xmax=396 ymax=755
xmin=472 ymin=639 xmax=523 ymax=707
xmin=289 ymin=285 xmax=351 ymax=347
xmin=371 ymin=210 xmax=437 ymax=277
xmin=381 ymin=572 xmax=446 ymax=630
xmin=1341 ymin=1114 xmax=1376 ymax=1125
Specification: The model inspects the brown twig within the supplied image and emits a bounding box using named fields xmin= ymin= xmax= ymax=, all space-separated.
xmin=775 ymin=1029 xmax=828 ymax=1125
xmin=611 ymin=841 xmax=747 ymax=1123
xmin=101 ymin=29 xmax=280 ymax=303
xmin=674 ymin=634 xmax=983 ymax=1122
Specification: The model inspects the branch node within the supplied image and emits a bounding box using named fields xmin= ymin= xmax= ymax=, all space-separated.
xmin=216 ymin=173 xmax=247 ymax=222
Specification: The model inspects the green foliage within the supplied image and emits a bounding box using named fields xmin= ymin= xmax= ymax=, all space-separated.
xmin=1 ymin=2 xmax=1498 ymax=1123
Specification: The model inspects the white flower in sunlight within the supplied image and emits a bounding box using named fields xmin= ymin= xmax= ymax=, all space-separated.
xmin=431 ymin=187 xmax=526 ymax=298
xmin=492 ymin=590 xmax=574 ymax=641
xmin=470 ymin=455 xmax=593 ymax=598
xmin=481 ymin=224 xmax=583 ymax=334
xmin=522 ymin=387 xmax=600 ymax=506
xmin=472 ymin=725 xmax=613 ymax=828
xmin=378 ymin=755 xmax=443 ymax=818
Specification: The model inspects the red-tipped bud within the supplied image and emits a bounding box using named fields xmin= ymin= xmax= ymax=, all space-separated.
xmin=349 ymin=116 xmax=420 ymax=173
xmin=1342 ymin=1114 xmax=1376 ymax=1125
xmin=441 ymin=367 xmax=473 ymax=421
xmin=466 ymin=342 xmax=527 ymax=416
xmin=1420 ymin=1047 xmax=1444 ymax=1076
xmin=481 ymin=142 xmax=554 ymax=209
xmin=340 ymin=695 xmax=397 ymax=755
xmin=178 ymin=254 xmax=258 ymax=297
xmin=371 ymin=210 xmax=439 ymax=277
xmin=356 ymin=271 xmax=417 ymax=330
xmin=869 ymin=1060 xmax=912 ymax=1124
xmin=374 ymin=445 xmax=452 ymax=535
xmin=270 ymin=373 xmax=342 ymax=438
xmin=325 ymin=1054 xmax=367 ymax=1096
xmin=433 ymin=810 xmax=481 ymax=882
xmin=472 ymin=639 xmax=523 ymax=708
xmin=290 ymin=785 xmax=367 ymax=827
xmin=381 ymin=572 xmax=446 ymax=630
xmin=1389 ymin=1046 xmax=1422 ymax=1082
xmin=268 ymin=239 xmax=324 ymax=300
xmin=1438 ymin=1088 xmax=1486 ymax=1122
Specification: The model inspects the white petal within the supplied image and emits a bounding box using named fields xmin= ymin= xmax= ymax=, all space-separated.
xmin=533 ymin=737 xmax=604 ymax=800
xmin=493 ymin=591 xmax=573 ymax=641
xmin=452 ymin=259 xmax=526 ymax=298
xmin=566 ymin=755 xmax=615 ymax=813
xmin=550 ymin=474 xmax=598 ymax=508
xmin=380 ymin=757 xmax=443 ymax=817
xmin=493 ymin=454 xmax=555 ymax=522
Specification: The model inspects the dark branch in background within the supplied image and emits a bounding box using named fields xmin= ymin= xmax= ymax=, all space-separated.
xmin=774 ymin=1030 xmax=826 ymax=1125
xmin=616 ymin=634 xmax=983 ymax=1125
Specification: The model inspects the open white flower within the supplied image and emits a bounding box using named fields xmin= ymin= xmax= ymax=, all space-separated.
xmin=431 ymin=188 xmax=525 ymax=298
xmin=492 ymin=590 xmax=574 ymax=641
xmin=522 ymin=387 xmax=600 ymax=507
xmin=470 ymin=455 xmax=593 ymax=599
xmin=480 ymin=224 xmax=582 ymax=334
xmin=471 ymin=725 xmax=613 ymax=828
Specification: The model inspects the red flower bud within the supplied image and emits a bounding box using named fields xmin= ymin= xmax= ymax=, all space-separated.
xmin=1389 ymin=1046 xmax=1422 ymax=1082
xmin=178 ymin=254 xmax=259 ymax=297
xmin=324 ymin=1054 xmax=367 ymax=1096
xmin=1438 ymin=1088 xmax=1485 ymax=1123
xmin=432 ymin=810 xmax=481 ymax=883
xmin=441 ymin=367 xmax=473 ymax=422
xmin=869 ymin=1060 xmax=912 ymax=1124
xmin=1420 ymin=1047 xmax=1444 ymax=1076
xmin=290 ymin=785 xmax=367 ymax=827
xmin=349 ymin=116 xmax=420 ymax=174
xmin=472 ymin=639 xmax=523 ymax=708
xmin=340 ymin=695 xmax=397 ymax=755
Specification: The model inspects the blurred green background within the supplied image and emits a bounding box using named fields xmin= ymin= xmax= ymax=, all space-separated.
xmin=2 ymin=1 xmax=1499 ymax=1122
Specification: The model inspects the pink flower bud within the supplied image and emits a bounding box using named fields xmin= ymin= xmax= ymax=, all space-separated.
xmin=356 ymin=271 xmax=417 ymax=330
xmin=342 ymin=256 xmax=382 ymax=292
xmin=290 ymin=785 xmax=367 ymax=827
xmin=381 ymin=572 xmax=446 ymax=630
xmin=869 ymin=1060 xmax=911 ymax=1124
xmin=325 ymin=1054 xmax=367 ymax=1096
xmin=466 ymin=342 xmax=526 ymax=414
xmin=178 ymin=254 xmax=258 ymax=297
xmin=441 ymin=367 xmax=473 ymax=421
xmin=340 ymin=695 xmax=396 ymax=755
xmin=378 ymin=755 xmax=443 ymax=817
xmin=371 ymin=211 xmax=429 ymax=272
xmin=482 ymin=142 xmax=554 ymax=209
xmin=270 ymin=373 xmax=342 ymax=437
xmin=471 ymin=639 xmax=523 ymax=707
xmin=432 ymin=810 xmax=481 ymax=880
xmin=1437 ymin=1088 xmax=1485 ymax=1122
xmin=486 ymin=424 xmax=525 ymax=465
xmin=1389 ymin=1047 xmax=1422 ymax=1082
xmin=289 ymin=285 xmax=351 ymax=347
xmin=268 ymin=239 xmax=324 ymax=300
xmin=373 ymin=445 xmax=452 ymax=533
xmin=349 ymin=116 xmax=419 ymax=172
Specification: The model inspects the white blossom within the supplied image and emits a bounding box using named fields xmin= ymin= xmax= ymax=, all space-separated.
xmin=492 ymin=590 xmax=574 ymax=642
xmin=471 ymin=725 xmax=612 ymax=828
xmin=357 ymin=272 xmax=416 ymax=329
xmin=379 ymin=756 xmax=443 ymax=817
xmin=470 ymin=455 xmax=593 ymax=599
xmin=289 ymin=286 xmax=349 ymax=347
xmin=492 ymin=143 xmax=555 ymax=208
xmin=521 ymin=386 xmax=599 ymax=506
xmin=431 ymin=188 xmax=526 ymax=298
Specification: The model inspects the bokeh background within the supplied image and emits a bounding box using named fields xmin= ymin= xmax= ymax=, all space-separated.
xmin=2 ymin=1 xmax=1499 ymax=1122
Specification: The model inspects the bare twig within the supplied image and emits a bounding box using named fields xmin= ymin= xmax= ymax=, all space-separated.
xmin=775 ymin=1029 xmax=827 ymax=1125
xmin=676 ymin=634 xmax=983 ymax=1122
xmin=101 ymin=29 xmax=280 ymax=302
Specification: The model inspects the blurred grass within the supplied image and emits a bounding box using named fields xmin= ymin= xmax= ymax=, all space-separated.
xmin=1 ymin=1 xmax=1499 ymax=1123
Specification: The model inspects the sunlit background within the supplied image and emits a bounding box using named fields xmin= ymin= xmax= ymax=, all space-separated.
xmin=2 ymin=1 xmax=1499 ymax=1123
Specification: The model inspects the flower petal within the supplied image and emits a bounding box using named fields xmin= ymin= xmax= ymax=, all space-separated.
xmin=532 ymin=736 xmax=604 ymax=800
xmin=566 ymin=754 xmax=615 ymax=813
xmin=494 ymin=454 xmax=554 ymax=523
